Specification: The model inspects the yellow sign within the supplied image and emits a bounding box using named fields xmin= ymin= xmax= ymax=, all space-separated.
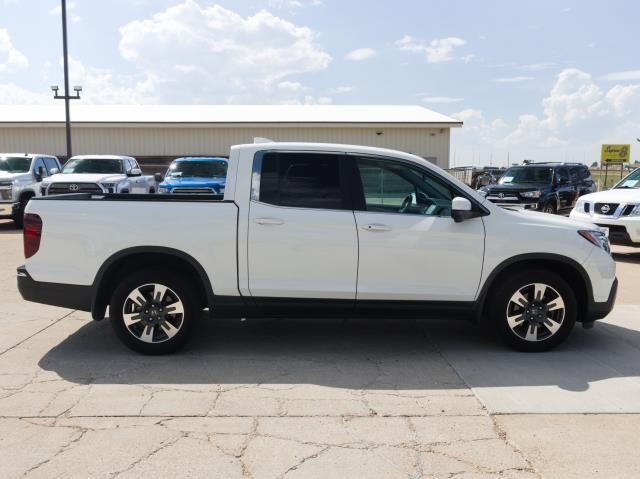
xmin=601 ymin=144 xmax=630 ymax=164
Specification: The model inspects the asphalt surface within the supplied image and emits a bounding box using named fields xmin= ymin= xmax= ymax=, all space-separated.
xmin=1 ymin=218 xmax=639 ymax=478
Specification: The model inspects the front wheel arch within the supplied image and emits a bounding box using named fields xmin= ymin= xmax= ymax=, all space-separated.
xmin=477 ymin=255 xmax=590 ymax=324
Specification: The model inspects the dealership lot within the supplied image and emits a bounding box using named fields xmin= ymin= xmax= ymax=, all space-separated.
xmin=0 ymin=219 xmax=639 ymax=477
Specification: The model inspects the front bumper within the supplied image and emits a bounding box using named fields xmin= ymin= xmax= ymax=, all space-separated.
xmin=0 ymin=202 xmax=18 ymax=218
xmin=584 ymin=277 xmax=618 ymax=323
xmin=570 ymin=211 xmax=640 ymax=246
xmin=17 ymin=266 xmax=93 ymax=311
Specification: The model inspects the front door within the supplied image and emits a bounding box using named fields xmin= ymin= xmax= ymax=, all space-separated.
xmin=352 ymin=156 xmax=485 ymax=302
xmin=247 ymin=151 xmax=358 ymax=303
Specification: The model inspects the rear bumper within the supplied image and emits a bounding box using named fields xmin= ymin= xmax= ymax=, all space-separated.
xmin=17 ymin=266 xmax=93 ymax=311
xmin=584 ymin=277 xmax=618 ymax=323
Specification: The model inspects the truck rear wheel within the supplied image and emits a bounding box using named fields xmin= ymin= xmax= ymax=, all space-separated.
xmin=109 ymin=269 xmax=198 ymax=354
xmin=488 ymin=270 xmax=576 ymax=352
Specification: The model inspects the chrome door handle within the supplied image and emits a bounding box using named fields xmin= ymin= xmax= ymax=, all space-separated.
xmin=361 ymin=223 xmax=392 ymax=232
xmin=255 ymin=217 xmax=285 ymax=225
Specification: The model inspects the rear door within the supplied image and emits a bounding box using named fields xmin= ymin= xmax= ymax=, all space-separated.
xmin=352 ymin=155 xmax=485 ymax=303
xmin=247 ymin=151 xmax=358 ymax=304
xmin=556 ymin=167 xmax=575 ymax=210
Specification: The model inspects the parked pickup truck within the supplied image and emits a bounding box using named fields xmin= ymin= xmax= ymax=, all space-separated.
xmin=158 ymin=157 xmax=228 ymax=194
xmin=0 ymin=153 xmax=62 ymax=227
xmin=17 ymin=142 xmax=617 ymax=354
xmin=40 ymin=155 xmax=157 ymax=196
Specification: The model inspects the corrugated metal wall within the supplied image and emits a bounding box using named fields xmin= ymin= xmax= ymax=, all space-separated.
xmin=0 ymin=125 xmax=451 ymax=168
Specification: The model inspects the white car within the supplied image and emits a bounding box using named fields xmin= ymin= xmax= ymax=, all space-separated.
xmin=0 ymin=153 xmax=62 ymax=227
xmin=17 ymin=142 xmax=617 ymax=354
xmin=570 ymin=167 xmax=640 ymax=247
xmin=41 ymin=155 xmax=157 ymax=196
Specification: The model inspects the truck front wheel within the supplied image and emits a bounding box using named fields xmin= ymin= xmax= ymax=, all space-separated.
xmin=488 ymin=270 xmax=576 ymax=352
xmin=109 ymin=269 xmax=198 ymax=354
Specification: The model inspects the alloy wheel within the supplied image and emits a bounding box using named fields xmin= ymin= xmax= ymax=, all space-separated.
xmin=122 ymin=283 xmax=185 ymax=344
xmin=505 ymin=283 xmax=565 ymax=342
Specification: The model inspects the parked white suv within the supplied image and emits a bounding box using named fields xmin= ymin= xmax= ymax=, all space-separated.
xmin=41 ymin=155 xmax=157 ymax=196
xmin=18 ymin=142 xmax=617 ymax=354
xmin=570 ymin=167 xmax=640 ymax=247
xmin=0 ymin=153 xmax=61 ymax=227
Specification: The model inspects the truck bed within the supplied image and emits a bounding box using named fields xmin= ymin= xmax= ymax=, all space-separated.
xmin=25 ymin=194 xmax=239 ymax=296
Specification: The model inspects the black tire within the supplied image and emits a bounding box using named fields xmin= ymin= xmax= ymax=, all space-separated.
xmin=488 ymin=270 xmax=576 ymax=352
xmin=109 ymin=269 xmax=199 ymax=354
xmin=149 ymin=188 xmax=156 ymax=194
xmin=542 ymin=202 xmax=556 ymax=214
xmin=12 ymin=195 xmax=31 ymax=229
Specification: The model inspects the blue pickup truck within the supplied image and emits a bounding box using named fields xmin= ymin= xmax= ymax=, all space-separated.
xmin=157 ymin=157 xmax=228 ymax=194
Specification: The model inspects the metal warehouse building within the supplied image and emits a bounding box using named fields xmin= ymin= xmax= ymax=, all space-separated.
xmin=0 ymin=105 xmax=461 ymax=170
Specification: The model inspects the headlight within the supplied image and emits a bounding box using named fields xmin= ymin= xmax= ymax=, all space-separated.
xmin=521 ymin=190 xmax=542 ymax=198
xmin=219 ymin=187 xmax=225 ymax=194
xmin=101 ymin=182 xmax=116 ymax=193
xmin=630 ymin=205 xmax=640 ymax=217
xmin=578 ymin=230 xmax=610 ymax=253
xmin=575 ymin=200 xmax=585 ymax=211
xmin=158 ymin=187 xmax=169 ymax=194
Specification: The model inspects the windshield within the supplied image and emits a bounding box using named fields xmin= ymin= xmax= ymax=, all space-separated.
xmin=0 ymin=157 xmax=31 ymax=173
xmin=616 ymin=168 xmax=640 ymax=189
xmin=62 ymin=158 xmax=123 ymax=174
xmin=167 ymin=160 xmax=227 ymax=178
xmin=499 ymin=167 xmax=553 ymax=185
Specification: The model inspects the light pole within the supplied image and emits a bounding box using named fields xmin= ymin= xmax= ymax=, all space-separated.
xmin=50 ymin=0 xmax=81 ymax=160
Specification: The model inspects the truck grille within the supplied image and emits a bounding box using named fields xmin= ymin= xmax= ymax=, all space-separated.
xmin=594 ymin=203 xmax=618 ymax=215
xmin=171 ymin=187 xmax=215 ymax=194
xmin=46 ymin=183 xmax=104 ymax=195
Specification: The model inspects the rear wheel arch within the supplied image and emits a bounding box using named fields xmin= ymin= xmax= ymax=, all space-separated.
xmin=91 ymin=247 xmax=213 ymax=320
xmin=478 ymin=254 xmax=591 ymax=322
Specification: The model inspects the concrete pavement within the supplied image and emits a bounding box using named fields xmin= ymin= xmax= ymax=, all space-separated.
xmin=1 ymin=219 xmax=640 ymax=477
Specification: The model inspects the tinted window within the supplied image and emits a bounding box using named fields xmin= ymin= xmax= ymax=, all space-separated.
xmin=0 ymin=157 xmax=31 ymax=173
xmin=569 ymin=167 xmax=579 ymax=183
xmin=43 ymin=157 xmax=59 ymax=173
xmin=257 ymin=152 xmax=346 ymax=210
xmin=580 ymin=166 xmax=592 ymax=180
xmin=356 ymin=157 xmax=454 ymax=216
xmin=33 ymin=158 xmax=49 ymax=178
xmin=499 ymin=167 xmax=553 ymax=184
xmin=62 ymin=158 xmax=124 ymax=174
xmin=557 ymin=168 xmax=569 ymax=183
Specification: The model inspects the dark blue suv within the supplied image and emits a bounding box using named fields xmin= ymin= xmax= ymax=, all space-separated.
xmin=478 ymin=163 xmax=596 ymax=214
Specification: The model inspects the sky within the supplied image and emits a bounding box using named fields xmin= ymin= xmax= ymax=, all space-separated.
xmin=1 ymin=0 xmax=639 ymax=166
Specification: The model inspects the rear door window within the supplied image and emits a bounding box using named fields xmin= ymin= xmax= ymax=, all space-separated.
xmin=255 ymin=152 xmax=349 ymax=210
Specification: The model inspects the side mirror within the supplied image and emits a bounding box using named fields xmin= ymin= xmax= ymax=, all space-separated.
xmin=154 ymin=172 xmax=163 ymax=182
xmin=128 ymin=168 xmax=142 ymax=177
xmin=452 ymin=197 xmax=473 ymax=223
xmin=34 ymin=166 xmax=45 ymax=182
xmin=49 ymin=167 xmax=59 ymax=175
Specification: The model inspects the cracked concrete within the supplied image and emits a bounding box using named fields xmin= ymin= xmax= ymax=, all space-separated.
xmin=1 ymin=220 xmax=639 ymax=477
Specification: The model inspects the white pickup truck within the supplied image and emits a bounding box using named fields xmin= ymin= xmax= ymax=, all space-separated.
xmin=40 ymin=155 xmax=158 ymax=196
xmin=0 ymin=153 xmax=62 ymax=227
xmin=17 ymin=142 xmax=617 ymax=354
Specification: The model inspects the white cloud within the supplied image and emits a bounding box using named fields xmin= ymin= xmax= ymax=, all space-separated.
xmin=602 ymin=70 xmax=640 ymax=81
xmin=0 ymin=28 xmax=29 ymax=73
xmin=345 ymin=48 xmax=376 ymax=61
xmin=0 ymin=83 xmax=49 ymax=104
xmin=268 ymin=0 xmax=323 ymax=8
xmin=329 ymin=85 xmax=353 ymax=94
xmin=48 ymin=1 xmax=81 ymax=22
xmin=454 ymin=68 xmax=640 ymax=158
xmin=422 ymin=96 xmax=464 ymax=104
xmin=517 ymin=62 xmax=555 ymax=72
xmin=494 ymin=76 xmax=534 ymax=83
xmin=277 ymin=80 xmax=306 ymax=92
xmin=118 ymin=0 xmax=331 ymax=103
xmin=396 ymin=35 xmax=467 ymax=63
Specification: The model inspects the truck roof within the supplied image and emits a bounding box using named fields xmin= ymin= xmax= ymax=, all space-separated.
xmin=69 ymin=155 xmax=136 ymax=161
xmin=173 ymin=157 xmax=228 ymax=162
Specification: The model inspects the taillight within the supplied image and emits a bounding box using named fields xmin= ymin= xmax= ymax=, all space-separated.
xmin=23 ymin=214 xmax=43 ymax=259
